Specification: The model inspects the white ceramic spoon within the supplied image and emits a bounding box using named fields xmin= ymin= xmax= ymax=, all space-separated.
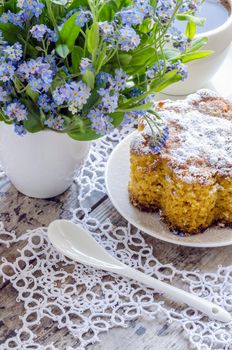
xmin=48 ymin=219 xmax=232 ymax=323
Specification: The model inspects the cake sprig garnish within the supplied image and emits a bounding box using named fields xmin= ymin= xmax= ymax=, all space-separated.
xmin=142 ymin=110 xmax=170 ymax=153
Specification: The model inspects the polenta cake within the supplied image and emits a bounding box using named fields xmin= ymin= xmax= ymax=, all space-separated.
xmin=129 ymin=90 xmax=232 ymax=235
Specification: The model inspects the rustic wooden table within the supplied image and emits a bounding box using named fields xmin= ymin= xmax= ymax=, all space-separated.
xmin=0 ymin=174 xmax=232 ymax=350
xmin=1 ymin=49 xmax=232 ymax=350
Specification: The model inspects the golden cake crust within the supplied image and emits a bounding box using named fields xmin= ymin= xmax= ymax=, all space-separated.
xmin=129 ymin=89 xmax=232 ymax=235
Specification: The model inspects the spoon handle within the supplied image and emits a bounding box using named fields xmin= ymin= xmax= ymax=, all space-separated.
xmin=120 ymin=267 xmax=231 ymax=323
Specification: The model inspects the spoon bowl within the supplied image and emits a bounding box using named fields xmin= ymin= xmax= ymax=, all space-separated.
xmin=48 ymin=219 xmax=125 ymax=271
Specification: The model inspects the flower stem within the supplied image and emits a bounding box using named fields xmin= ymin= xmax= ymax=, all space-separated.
xmin=45 ymin=0 xmax=61 ymax=40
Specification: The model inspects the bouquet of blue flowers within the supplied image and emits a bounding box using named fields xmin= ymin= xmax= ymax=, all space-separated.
xmin=0 ymin=0 xmax=211 ymax=140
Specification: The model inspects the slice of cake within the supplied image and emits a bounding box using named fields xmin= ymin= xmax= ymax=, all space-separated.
xmin=129 ymin=89 xmax=232 ymax=235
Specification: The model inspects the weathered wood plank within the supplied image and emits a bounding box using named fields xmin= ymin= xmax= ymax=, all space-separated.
xmin=89 ymin=318 xmax=191 ymax=350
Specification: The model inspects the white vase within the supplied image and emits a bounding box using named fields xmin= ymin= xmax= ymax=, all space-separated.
xmin=164 ymin=0 xmax=232 ymax=95
xmin=0 ymin=124 xmax=90 ymax=198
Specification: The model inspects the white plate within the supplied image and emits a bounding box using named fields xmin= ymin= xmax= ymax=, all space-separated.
xmin=105 ymin=132 xmax=232 ymax=248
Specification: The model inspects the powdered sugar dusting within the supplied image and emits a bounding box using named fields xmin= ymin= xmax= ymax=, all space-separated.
xmin=164 ymin=109 xmax=232 ymax=183
xmin=131 ymin=90 xmax=232 ymax=184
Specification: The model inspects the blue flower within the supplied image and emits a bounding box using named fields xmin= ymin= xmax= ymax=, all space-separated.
xmin=17 ymin=0 xmax=44 ymax=19
xmin=3 ymin=42 xmax=23 ymax=62
xmin=150 ymin=125 xmax=169 ymax=153
xmin=118 ymin=25 xmax=140 ymax=51
xmin=156 ymin=0 xmax=173 ymax=23
xmin=169 ymin=27 xmax=187 ymax=52
xmin=48 ymin=30 xmax=58 ymax=43
xmin=179 ymin=0 xmax=201 ymax=12
xmin=129 ymin=87 xmax=143 ymax=97
xmin=29 ymin=77 xmax=43 ymax=91
xmin=68 ymin=81 xmax=91 ymax=114
xmin=0 ymin=61 xmax=15 ymax=82
xmin=17 ymin=58 xmax=54 ymax=92
xmin=76 ymin=10 xmax=92 ymax=27
xmin=5 ymin=101 xmax=28 ymax=122
xmin=79 ymin=58 xmax=93 ymax=75
xmin=30 ymin=24 xmax=50 ymax=41
xmin=0 ymin=0 xmax=44 ymax=27
xmin=52 ymin=85 xmax=70 ymax=106
xmin=14 ymin=123 xmax=27 ymax=136
xmin=0 ymin=11 xmax=13 ymax=24
xmin=30 ymin=25 xmax=58 ymax=43
xmin=99 ymin=21 xmax=114 ymax=36
xmin=166 ymin=60 xmax=188 ymax=80
xmin=96 ymin=72 xmax=113 ymax=86
xmin=134 ymin=0 xmax=153 ymax=16
xmin=44 ymin=114 xmax=64 ymax=130
xmin=0 ymin=10 xmax=23 ymax=27
xmin=121 ymin=111 xmax=136 ymax=127
xmin=113 ymin=69 xmax=128 ymax=91
xmin=0 ymin=86 xmax=9 ymax=102
xmin=146 ymin=60 xmax=165 ymax=79
xmin=117 ymin=7 xmax=145 ymax=25
xmin=53 ymin=81 xmax=91 ymax=114
xmin=97 ymin=88 xmax=118 ymax=113
xmin=87 ymin=109 xmax=114 ymax=135
xmin=38 ymin=94 xmax=53 ymax=112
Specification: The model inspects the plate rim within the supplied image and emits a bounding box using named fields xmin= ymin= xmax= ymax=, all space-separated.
xmin=105 ymin=131 xmax=232 ymax=248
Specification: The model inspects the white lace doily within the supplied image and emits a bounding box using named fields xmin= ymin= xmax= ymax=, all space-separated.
xmin=0 ymin=126 xmax=232 ymax=350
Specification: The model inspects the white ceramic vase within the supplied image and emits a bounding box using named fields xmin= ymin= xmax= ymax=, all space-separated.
xmin=0 ymin=124 xmax=90 ymax=198
xmin=164 ymin=0 xmax=232 ymax=95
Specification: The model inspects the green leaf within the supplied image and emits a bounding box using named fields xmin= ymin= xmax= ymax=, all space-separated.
xmin=56 ymin=44 xmax=69 ymax=58
xmin=118 ymin=53 xmax=132 ymax=66
xmin=68 ymin=0 xmax=88 ymax=11
xmin=95 ymin=43 xmax=107 ymax=71
xmin=0 ymin=109 xmax=12 ymax=124
xmin=163 ymin=48 xmax=180 ymax=60
xmin=82 ymin=88 xmax=101 ymax=115
xmin=185 ymin=21 xmax=197 ymax=40
xmin=68 ymin=128 xmax=102 ymax=141
xmin=118 ymin=91 xmax=149 ymax=109
xmin=25 ymin=86 xmax=39 ymax=103
xmin=138 ymin=18 xmax=154 ymax=33
xmin=3 ymin=0 xmax=18 ymax=12
xmin=22 ymin=99 xmax=44 ymax=133
xmin=116 ymin=0 xmax=132 ymax=10
xmin=117 ymin=102 xmax=153 ymax=112
xmin=51 ymin=68 xmax=68 ymax=89
xmin=51 ymin=0 xmax=68 ymax=4
xmin=0 ymin=23 xmax=37 ymax=58
xmin=176 ymin=14 xmax=206 ymax=27
xmin=0 ymin=111 xmax=5 ymax=122
xmin=72 ymin=46 xmax=84 ymax=73
xmin=150 ymin=70 xmax=179 ymax=92
xmin=188 ymin=37 xmax=208 ymax=52
xmin=68 ymin=117 xmax=101 ymax=141
xmin=99 ymin=0 xmax=118 ymax=21
xmin=59 ymin=12 xmax=80 ymax=51
xmin=111 ymin=112 xmax=124 ymax=127
xmin=87 ymin=22 xmax=99 ymax=54
xmin=153 ymin=75 xmax=182 ymax=92
xmin=129 ymin=48 xmax=155 ymax=66
xmin=181 ymin=50 xmax=213 ymax=63
xmin=82 ymin=69 xmax=95 ymax=89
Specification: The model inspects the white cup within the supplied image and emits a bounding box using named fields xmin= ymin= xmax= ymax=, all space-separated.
xmin=164 ymin=0 xmax=232 ymax=96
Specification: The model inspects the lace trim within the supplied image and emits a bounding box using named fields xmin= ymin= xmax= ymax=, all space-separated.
xmin=0 ymin=127 xmax=232 ymax=350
